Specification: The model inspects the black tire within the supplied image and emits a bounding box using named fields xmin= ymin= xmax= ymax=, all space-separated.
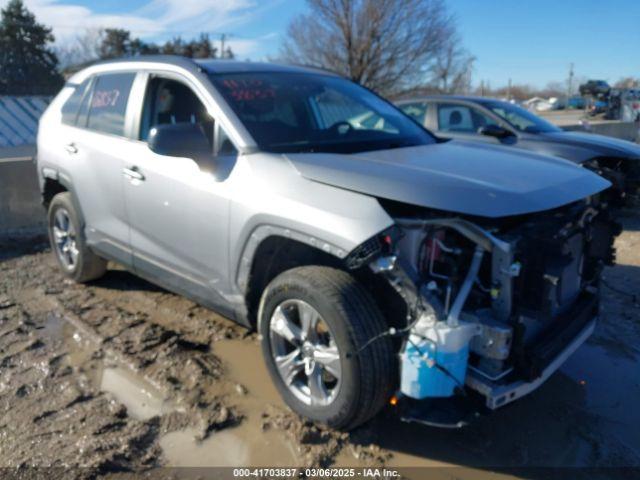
xmin=259 ymin=266 xmax=396 ymax=430
xmin=47 ymin=192 xmax=107 ymax=283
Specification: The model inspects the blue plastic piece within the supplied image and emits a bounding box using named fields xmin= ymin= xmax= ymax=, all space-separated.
xmin=400 ymin=339 xmax=470 ymax=398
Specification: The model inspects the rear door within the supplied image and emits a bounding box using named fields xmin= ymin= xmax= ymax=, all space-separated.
xmin=58 ymin=71 xmax=137 ymax=266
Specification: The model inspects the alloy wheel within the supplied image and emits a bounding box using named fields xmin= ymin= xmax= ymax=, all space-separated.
xmin=52 ymin=208 xmax=79 ymax=271
xmin=268 ymin=299 xmax=342 ymax=406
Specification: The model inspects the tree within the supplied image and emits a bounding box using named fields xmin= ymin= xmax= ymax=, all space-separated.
xmin=129 ymin=37 xmax=160 ymax=56
xmin=162 ymin=34 xmax=220 ymax=58
xmin=96 ymin=29 xmax=230 ymax=61
xmin=161 ymin=36 xmax=184 ymax=56
xmin=538 ymin=81 xmax=565 ymax=99
xmin=281 ymin=0 xmax=458 ymax=97
xmin=190 ymin=33 xmax=217 ymax=59
xmin=55 ymin=28 xmax=103 ymax=71
xmin=614 ymin=77 xmax=639 ymax=89
xmin=429 ymin=33 xmax=474 ymax=94
xmin=472 ymin=82 xmax=534 ymax=101
xmin=0 ymin=0 xmax=63 ymax=95
xmin=99 ymin=28 xmax=131 ymax=59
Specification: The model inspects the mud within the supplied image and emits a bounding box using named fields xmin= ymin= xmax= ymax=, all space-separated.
xmin=1 ymin=210 xmax=639 ymax=478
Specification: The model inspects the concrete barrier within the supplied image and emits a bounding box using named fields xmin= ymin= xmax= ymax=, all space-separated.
xmin=0 ymin=149 xmax=46 ymax=238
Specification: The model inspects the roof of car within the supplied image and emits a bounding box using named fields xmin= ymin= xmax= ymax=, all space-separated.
xmin=94 ymin=55 xmax=339 ymax=77
xmin=396 ymin=95 xmax=505 ymax=104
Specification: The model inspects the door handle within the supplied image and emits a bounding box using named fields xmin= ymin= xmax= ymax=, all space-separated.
xmin=64 ymin=143 xmax=78 ymax=154
xmin=122 ymin=166 xmax=145 ymax=181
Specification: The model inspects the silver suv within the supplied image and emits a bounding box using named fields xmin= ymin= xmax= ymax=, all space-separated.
xmin=38 ymin=56 xmax=619 ymax=429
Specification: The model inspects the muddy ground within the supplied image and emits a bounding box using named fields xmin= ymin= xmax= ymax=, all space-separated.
xmin=1 ymin=211 xmax=639 ymax=479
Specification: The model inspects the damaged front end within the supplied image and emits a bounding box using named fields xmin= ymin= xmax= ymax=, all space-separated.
xmin=347 ymin=197 xmax=621 ymax=427
xmin=583 ymin=157 xmax=640 ymax=207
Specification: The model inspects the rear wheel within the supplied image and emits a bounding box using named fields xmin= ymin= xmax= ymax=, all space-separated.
xmin=259 ymin=266 xmax=396 ymax=430
xmin=48 ymin=192 xmax=107 ymax=283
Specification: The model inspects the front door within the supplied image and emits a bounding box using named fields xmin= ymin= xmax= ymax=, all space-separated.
xmin=122 ymin=73 xmax=235 ymax=312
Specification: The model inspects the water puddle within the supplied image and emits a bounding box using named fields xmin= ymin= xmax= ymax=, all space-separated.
xmin=40 ymin=312 xmax=67 ymax=339
xmin=45 ymin=315 xmax=299 ymax=467
xmin=159 ymin=338 xmax=298 ymax=467
xmin=161 ymin=423 xmax=298 ymax=467
xmin=213 ymin=338 xmax=284 ymax=405
xmin=100 ymin=366 xmax=172 ymax=420
xmin=45 ymin=312 xmax=174 ymax=421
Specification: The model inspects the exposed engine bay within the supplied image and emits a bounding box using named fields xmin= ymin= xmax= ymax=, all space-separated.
xmin=348 ymin=196 xmax=621 ymax=415
xmin=583 ymin=157 xmax=640 ymax=206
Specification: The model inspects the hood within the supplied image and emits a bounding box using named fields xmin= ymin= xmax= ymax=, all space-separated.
xmin=541 ymin=131 xmax=640 ymax=160
xmin=285 ymin=141 xmax=610 ymax=218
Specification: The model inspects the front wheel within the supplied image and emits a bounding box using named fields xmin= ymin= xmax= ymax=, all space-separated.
xmin=258 ymin=266 xmax=396 ymax=430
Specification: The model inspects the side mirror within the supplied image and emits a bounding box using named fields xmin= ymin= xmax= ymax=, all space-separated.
xmin=478 ymin=124 xmax=513 ymax=139
xmin=148 ymin=123 xmax=216 ymax=172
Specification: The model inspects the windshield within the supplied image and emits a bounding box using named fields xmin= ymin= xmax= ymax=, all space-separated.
xmin=482 ymin=101 xmax=561 ymax=134
xmin=209 ymin=72 xmax=435 ymax=154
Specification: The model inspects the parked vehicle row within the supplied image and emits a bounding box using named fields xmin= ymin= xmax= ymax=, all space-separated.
xmin=396 ymin=96 xmax=640 ymax=205
xmin=38 ymin=56 xmax=624 ymax=430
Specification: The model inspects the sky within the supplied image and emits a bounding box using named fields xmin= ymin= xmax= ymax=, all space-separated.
xmin=3 ymin=0 xmax=640 ymax=89
xmin=452 ymin=0 xmax=640 ymax=88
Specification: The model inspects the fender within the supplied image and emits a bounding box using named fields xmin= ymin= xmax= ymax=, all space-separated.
xmin=227 ymin=152 xmax=395 ymax=296
xmin=235 ymin=225 xmax=349 ymax=295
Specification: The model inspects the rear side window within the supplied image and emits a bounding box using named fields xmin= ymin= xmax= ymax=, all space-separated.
xmin=437 ymin=103 xmax=496 ymax=133
xmin=61 ymin=78 xmax=91 ymax=126
xmin=399 ymin=101 xmax=429 ymax=125
xmin=86 ymin=73 xmax=135 ymax=136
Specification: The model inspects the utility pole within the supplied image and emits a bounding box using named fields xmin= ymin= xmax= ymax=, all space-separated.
xmin=507 ymin=78 xmax=512 ymax=101
xmin=567 ymin=63 xmax=574 ymax=101
xmin=220 ymin=34 xmax=226 ymax=59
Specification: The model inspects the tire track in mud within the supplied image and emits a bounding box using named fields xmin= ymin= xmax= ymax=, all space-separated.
xmin=49 ymin=273 xmax=391 ymax=468
xmin=0 ymin=287 xmax=162 ymax=475
xmin=0 ymin=244 xmax=245 ymax=474
xmin=0 ymin=243 xmax=389 ymax=472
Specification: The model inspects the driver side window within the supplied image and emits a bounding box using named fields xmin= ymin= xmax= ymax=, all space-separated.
xmin=139 ymin=76 xmax=237 ymax=156
xmin=139 ymin=76 xmax=213 ymax=146
xmin=490 ymin=107 xmax=536 ymax=131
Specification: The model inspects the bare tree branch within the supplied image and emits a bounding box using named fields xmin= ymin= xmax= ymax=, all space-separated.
xmin=280 ymin=0 xmax=463 ymax=96
xmin=54 ymin=28 xmax=103 ymax=71
xmin=429 ymin=32 xmax=475 ymax=94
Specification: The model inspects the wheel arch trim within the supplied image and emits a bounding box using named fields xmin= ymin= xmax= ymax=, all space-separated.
xmin=236 ymin=225 xmax=349 ymax=295
xmin=41 ymin=169 xmax=87 ymax=228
